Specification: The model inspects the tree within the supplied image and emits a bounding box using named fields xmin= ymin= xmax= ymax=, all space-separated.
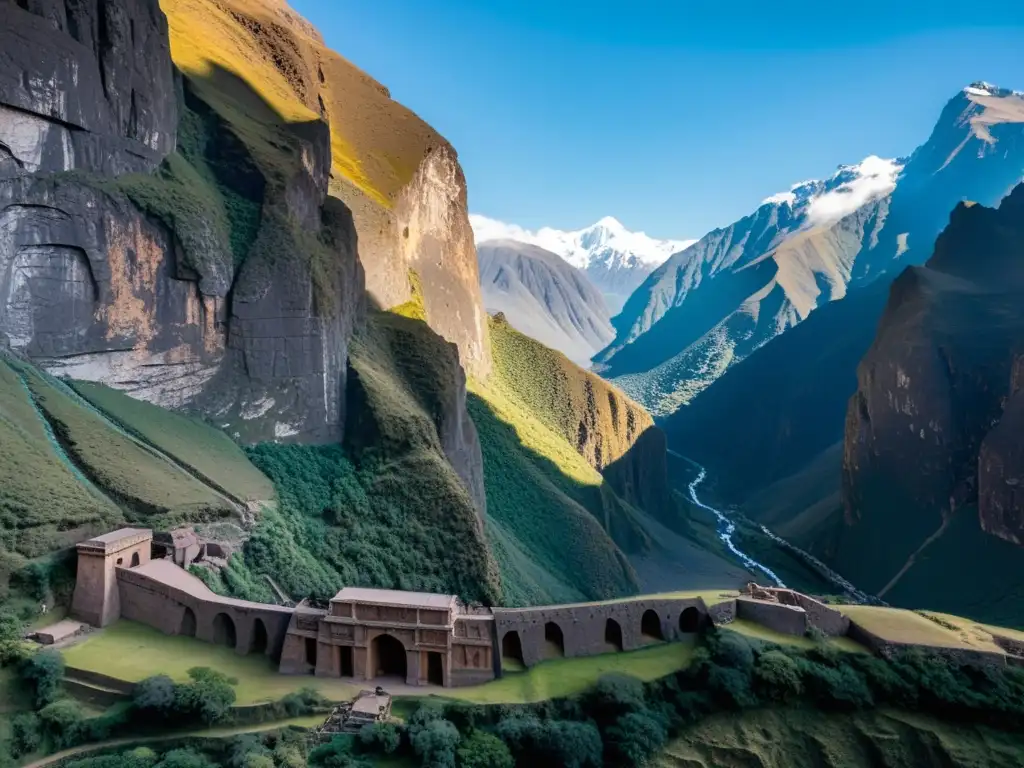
xmin=455 ymin=731 xmax=513 ymax=768
xmin=412 ymin=719 xmax=460 ymax=768
xmin=173 ymin=667 xmax=237 ymax=724
xmin=38 ymin=699 xmax=87 ymax=749
xmin=20 ymin=649 xmax=65 ymax=708
xmin=308 ymin=737 xmax=371 ymax=768
xmin=358 ymin=722 xmax=401 ymax=754
xmin=9 ymin=712 xmax=41 ymax=758
xmin=157 ymin=749 xmax=214 ymax=768
xmin=0 ymin=610 xmax=25 ymax=666
xmin=753 ymin=650 xmax=803 ymax=702
xmin=134 ymin=675 xmax=176 ymax=714
xmin=604 ymin=711 xmax=667 ymax=766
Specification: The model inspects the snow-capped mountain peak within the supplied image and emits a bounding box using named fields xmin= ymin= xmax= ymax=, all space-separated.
xmin=759 ymin=155 xmax=903 ymax=225
xmin=469 ymin=214 xmax=693 ymax=269
xmin=469 ymin=214 xmax=695 ymax=311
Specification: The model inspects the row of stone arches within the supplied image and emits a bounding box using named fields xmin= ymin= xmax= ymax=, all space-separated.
xmin=501 ymin=606 xmax=702 ymax=665
xmin=178 ymin=608 xmax=270 ymax=655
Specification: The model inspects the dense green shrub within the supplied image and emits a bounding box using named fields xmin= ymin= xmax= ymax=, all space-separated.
xmin=752 ymin=650 xmax=803 ymax=702
xmin=357 ymin=722 xmax=401 ymax=754
xmin=603 ymin=711 xmax=668 ymax=767
xmin=455 ymin=730 xmax=513 ymax=768
xmin=411 ymin=720 xmax=460 ymax=768
xmin=38 ymin=699 xmax=88 ymax=749
xmin=308 ymin=736 xmax=371 ymax=768
xmin=9 ymin=712 xmax=41 ymax=758
xmin=20 ymin=649 xmax=65 ymax=708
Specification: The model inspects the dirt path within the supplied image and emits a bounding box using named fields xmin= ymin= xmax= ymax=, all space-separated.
xmin=21 ymin=716 xmax=323 ymax=768
xmin=877 ymin=516 xmax=951 ymax=599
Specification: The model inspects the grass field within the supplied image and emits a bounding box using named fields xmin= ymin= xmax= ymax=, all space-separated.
xmin=62 ymin=622 xmax=359 ymax=705
xmin=657 ymin=708 xmax=1024 ymax=768
xmin=24 ymin=368 xmax=233 ymax=526
xmin=71 ymin=381 xmax=274 ymax=503
xmin=722 ymin=621 xmax=868 ymax=653
xmin=404 ymin=641 xmax=696 ymax=707
xmin=838 ymin=605 xmax=1001 ymax=651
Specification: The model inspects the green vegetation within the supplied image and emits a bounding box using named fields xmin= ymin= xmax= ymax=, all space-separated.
xmin=468 ymin=316 xmax=659 ymax=606
xmin=0 ymin=359 xmax=121 ymax=563
xmin=62 ymin=622 xmax=357 ymax=706
xmin=839 ymin=604 xmax=1008 ymax=652
xmin=657 ymin=708 xmax=1024 ymax=767
xmin=226 ymin=307 xmax=501 ymax=606
xmin=71 ymin=381 xmax=274 ymax=504
xmin=22 ymin=367 xmax=232 ymax=527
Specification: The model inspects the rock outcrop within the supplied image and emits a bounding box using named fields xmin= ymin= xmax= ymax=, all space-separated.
xmin=840 ymin=184 xmax=1024 ymax=596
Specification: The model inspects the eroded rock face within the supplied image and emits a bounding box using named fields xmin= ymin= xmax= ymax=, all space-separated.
xmin=0 ymin=0 xmax=177 ymax=177
xmin=0 ymin=176 xmax=223 ymax=405
xmin=840 ymin=185 xmax=1024 ymax=589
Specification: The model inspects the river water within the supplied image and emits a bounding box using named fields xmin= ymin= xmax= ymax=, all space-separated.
xmin=685 ymin=462 xmax=787 ymax=587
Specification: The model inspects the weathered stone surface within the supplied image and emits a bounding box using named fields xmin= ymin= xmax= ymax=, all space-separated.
xmin=0 ymin=176 xmax=223 ymax=405
xmin=0 ymin=0 xmax=177 ymax=177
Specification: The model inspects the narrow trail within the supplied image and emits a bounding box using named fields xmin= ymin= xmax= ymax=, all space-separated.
xmin=877 ymin=516 xmax=951 ymax=599
xmin=20 ymin=716 xmax=323 ymax=768
xmin=670 ymin=451 xmax=786 ymax=587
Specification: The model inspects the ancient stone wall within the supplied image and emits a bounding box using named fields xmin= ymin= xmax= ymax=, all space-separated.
xmin=735 ymin=598 xmax=807 ymax=636
xmin=493 ymin=597 xmax=707 ymax=669
xmin=791 ymin=594 xmax=850 ymax=636
xmin=846 ymin=619 xmax=1007 ymax=667
xmin=116 ymin=565 xmax=293 ymax=659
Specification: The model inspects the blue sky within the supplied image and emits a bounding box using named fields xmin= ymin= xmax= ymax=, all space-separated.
xmin=291 ymin=0 xmax=1024 ymax=240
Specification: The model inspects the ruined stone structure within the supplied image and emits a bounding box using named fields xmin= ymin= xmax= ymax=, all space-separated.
xmin=72 ymin=529 xmax=154 ymax=627
xmin=278 ymin=588 xmax=495 ymax=687
xmin=736 ymin=583 xmax=850 ymax=637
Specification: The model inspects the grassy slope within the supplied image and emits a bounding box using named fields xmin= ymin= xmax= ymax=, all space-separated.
xmin=71 ymin=381 xmax=274 ymax=503
xmin=469 ymin=316 xmax=648 ymax=606
xmin=23 ymin=368 xmax=232 ymax=528
xmin=658 ymin=708 xmax=1024 ymax=768
xmin=0 ymin=359 xmax=121 ymax=561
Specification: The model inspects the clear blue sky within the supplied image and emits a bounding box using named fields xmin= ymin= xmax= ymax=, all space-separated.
xmin=291 ymin=0 xmax=1024 ymax=240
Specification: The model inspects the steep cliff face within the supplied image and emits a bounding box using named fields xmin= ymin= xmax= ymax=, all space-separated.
xmin=162 ymin=0 xmax=491 ymax=379
xmin=839 ymin=185 xmax=1024 ymax=617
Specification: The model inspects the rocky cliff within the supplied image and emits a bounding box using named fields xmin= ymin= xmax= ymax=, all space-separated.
xmin=839 ymin=184 xmax=1024 ymax=621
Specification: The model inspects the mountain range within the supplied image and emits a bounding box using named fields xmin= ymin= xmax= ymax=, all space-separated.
xmin=470 ymin=214 xmax=693 ymax=313
xmin=594 ymin=82 xmax=1024 ymax=417
xmin=477 ymin=239 xmax=614 ymax=365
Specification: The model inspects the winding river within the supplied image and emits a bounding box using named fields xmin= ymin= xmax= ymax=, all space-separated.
xmin=684 ymin=460 xmax=787 ymax=587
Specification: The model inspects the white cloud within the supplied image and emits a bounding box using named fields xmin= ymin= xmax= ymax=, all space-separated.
xmin=805 ymin=156 xmax=901 ymax=226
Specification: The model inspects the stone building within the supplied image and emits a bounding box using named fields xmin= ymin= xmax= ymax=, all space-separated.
xmin=71 ymin=528 xmax=153 ymax=627
xmin=279 ymin=588 xmax=496 ymax=687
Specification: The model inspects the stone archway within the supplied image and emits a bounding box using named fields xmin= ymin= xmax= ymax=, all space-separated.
xmin=371 ymin=634 xmax=407 ymax=680
xmin=213 ymin=612 xmax=237 ymax=648
xmin=501 ymin=631 xmax=524 ymax=666
xmin=130 ymin=552 xmax=140 ymax=567
xmin=679 ymin=606 xmax=700 ymax=634
xmin=641 ymin=609 xmax=664 ymax=641
xmin=179 ymin=607 xmax=197 ymax=638
xmin=544 ymin=622 xmax=565 ymax=658
xmin=605 ymin=618 xmax=623 ymax=651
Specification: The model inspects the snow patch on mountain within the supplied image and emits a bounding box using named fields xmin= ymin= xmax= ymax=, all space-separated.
xmin=759 ymin=156 xmax=902 ymax=225
xmin=469 ymin=214 xmax=693 ymax=269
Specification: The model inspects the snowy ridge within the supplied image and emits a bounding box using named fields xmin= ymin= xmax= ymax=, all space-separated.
xmin=963 ymin=81 xmax=1024 ymax=98
xmin=469 ymin=214 xmax=694 ymax=269
xmin=760 ymin=155 xmax=903 ymax=225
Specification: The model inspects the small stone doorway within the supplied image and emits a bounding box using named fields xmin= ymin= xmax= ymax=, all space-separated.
xmin=427 ymin=651 xmax=444 ymax=686
xmin=372 ymin=634 xmax=407 ymax=681
xmin=340 ymin=646 xmax=354 ymax=677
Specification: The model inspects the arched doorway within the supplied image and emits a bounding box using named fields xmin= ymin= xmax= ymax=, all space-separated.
xmin=179 ymin=607 xmax=197 ymax=638
xmin=501 ymin=631 xmax=524 ymax=667
xmin=130 ymin=552 xmax=140 ymax=567
xmin=544 ymin=622 xmax=565 ymax=658
xmin=250 ymin=618 xmax=268 ymax=654
xmin=212 ymin=613 xmax=237 ymax=648
xmin=679 ymin=607 xmax=700 ymax=634
xmin=372 ymin=634 xmax=407 ymax=680
xmin=641 ymin=609 xmax=664 ymax=641
xmin=605 ymin=618 xmax=623 ymax=651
